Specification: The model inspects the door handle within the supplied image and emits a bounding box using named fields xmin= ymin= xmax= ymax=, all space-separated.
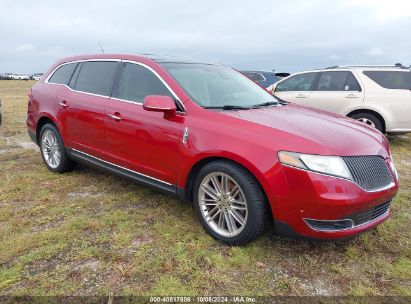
xmin=296 ymin=94 xmax=307 ymax=98
xmin=345 ymin=94 xmax=359 ymax=99
xmin=107 ymin=113 xmax=124 ymax=121
xmin=59 ymin=100 xmax=69 ymax=108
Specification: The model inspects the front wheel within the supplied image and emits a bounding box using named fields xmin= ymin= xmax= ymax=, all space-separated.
xmin=193 ymin=161 xmax=269 ymax=245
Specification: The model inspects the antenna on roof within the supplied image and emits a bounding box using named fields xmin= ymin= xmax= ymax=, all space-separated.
xmin=97 ymin=41 xmax=105 ymax=54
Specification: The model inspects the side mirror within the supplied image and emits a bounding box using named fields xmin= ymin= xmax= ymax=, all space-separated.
xmin=143 ymin=95 xmax=177 ymax=118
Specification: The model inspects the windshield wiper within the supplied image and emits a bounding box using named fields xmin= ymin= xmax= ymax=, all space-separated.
xmin=204 ymin=105 xmax=251 ymax=110
xmin=252 ymin=101 xmax=279 ymax=108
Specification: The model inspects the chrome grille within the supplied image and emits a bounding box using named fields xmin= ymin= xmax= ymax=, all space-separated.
xmin=348 ymin=201 xmax=391 ymax=226
xmin=342 ymin=156 xmax=393 ymax=191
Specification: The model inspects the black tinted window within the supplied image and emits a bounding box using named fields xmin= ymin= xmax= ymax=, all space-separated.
xmin=363 ymin=71 xmax=411 ymax=90
xmin=74 ymin=61 xmax=119 ymax=96
xmin=243 ymin=72 xmax=265 ymax=82
xmin=48 ymin=63 xmax=78 ymax=85
xmin=345 ymin=72 xmax=361 ymax=91
xmin=315 ymin=71 xmax=349 ymax=91
xmin=118 ymin=63 xmax=172 ymax=103
xmin=276 ymin=73 xmax=317 ymax=92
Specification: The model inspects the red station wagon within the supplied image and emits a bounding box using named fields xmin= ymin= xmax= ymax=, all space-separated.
xmin=27 ymin=54 xmax=399 ymax=245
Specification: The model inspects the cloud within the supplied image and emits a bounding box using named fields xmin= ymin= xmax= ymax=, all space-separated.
xmin=16 ymin=44 xmax=36 ymax=52
xmin=328 ymin=55 xmax=342 ymax=61
xmin=366 ymin=48 xmax=384 ymax=56
xmin=0 ymin=0 xmax=410 ymax=73
xmin=347 ymin=0 xmax=411 ymax=21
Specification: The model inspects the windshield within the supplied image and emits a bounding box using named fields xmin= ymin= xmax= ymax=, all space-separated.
xmin=161 ymin=63 xmax=278 ymax=108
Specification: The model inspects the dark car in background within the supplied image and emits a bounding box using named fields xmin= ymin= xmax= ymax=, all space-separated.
xmin=241 ymin=70 xmax=290 ymax=88
xmin=0 ymin=73 xmax=13 ymax=80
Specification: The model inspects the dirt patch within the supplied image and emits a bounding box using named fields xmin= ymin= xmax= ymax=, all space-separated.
xmin=299 ymin=276 xmax=339 ymax=295
xmin=24 ymin=253 xmax=68 ymax=276
xmin=68 ymin=188 xmax=105 ymax=198
xmin=117 ymin=201 xmax=149 ymax=210
xmin=72 ymin=259 xmax=101 ymax=272
xmin=17 ymin=141 xmax=38 ymax=151
xmin=0 ymin=145 xmax=21 ymax=154
xmin=30 ymin=217 xmax=65 ymax=233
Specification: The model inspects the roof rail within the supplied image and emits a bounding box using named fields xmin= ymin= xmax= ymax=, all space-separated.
xmin=323 ymin=63 xmax=410 ymax=70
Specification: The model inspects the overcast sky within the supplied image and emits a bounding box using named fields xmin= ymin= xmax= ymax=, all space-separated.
xmin=0 ymin=0 xmax=410 ymax=73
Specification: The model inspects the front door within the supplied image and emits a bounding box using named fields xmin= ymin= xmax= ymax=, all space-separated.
xmin=104 ymin=62 xmax=184 ymax=186
xmin=274 ymin=72 xmax=318 ymax=105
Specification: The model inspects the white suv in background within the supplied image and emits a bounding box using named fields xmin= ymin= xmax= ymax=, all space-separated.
xmin=269 ymin=65 xmax=411 ymax=134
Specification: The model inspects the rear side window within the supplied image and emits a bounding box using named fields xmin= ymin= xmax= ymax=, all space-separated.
xmin=48 ymin=62 xmax=78 ymax=85
xmin=74 ymin=61 xmax=119 ymax=96
xmin=363 ymin=71 xmax=411 ymax=90
xmin=243 ymin=72 xmax=265 ymax=82
xmin=314 ymin=71 xmax=361 ymax=91
xmin=276 ymin=72 xmax=317 ymax=92
xmin=117 ymin=63 xmax=173 ymax=103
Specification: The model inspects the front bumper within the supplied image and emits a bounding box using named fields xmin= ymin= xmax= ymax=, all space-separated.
xmin=269 ymin=165 xmax=398 ymax=240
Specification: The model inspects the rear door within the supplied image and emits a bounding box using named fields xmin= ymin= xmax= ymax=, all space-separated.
xmin=104 ymin=62 xmax=184 ymax=186
xmin=308 ymin=71 xmax=364 ymax=115
xmin=274 ymin=72 xmax=317 ymax=104
xmin=57 ymin=60 xmax=120 ymax=158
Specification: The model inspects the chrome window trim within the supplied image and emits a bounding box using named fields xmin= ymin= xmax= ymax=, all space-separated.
xmin=256 ymin=73 xmax=267 ymax=82
xmin=282 ymin=163 xmax=396 ymax=193
xmin=71 ymin=148 xmax=173 ymax=186
xmin=304 ymin=207 xmax=390 ymax=233
xmin=44 ymin=58 xmax=187 ymax=114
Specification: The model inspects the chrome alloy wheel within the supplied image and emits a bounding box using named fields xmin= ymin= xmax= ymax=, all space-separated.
xmin=198 ymin=172 xmax=248 ymax=237
xmin=357 ymin=117 xmax=376 ymax=128
xmin=41 ymin=130 xmax=61 ymax=169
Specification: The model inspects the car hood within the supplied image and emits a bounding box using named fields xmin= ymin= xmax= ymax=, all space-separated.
xmin=221 ymin=103 xmax=390 ymax=157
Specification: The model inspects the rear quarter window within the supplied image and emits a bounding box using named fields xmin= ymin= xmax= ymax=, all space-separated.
xmin=363 ymin=70 xmax=411 ymax=90
xmin=48 ymin=62 xmax=78 ymax=85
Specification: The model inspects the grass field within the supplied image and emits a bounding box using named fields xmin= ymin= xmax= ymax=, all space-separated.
xmin=0 ymin=80 xmax=410 ymax=297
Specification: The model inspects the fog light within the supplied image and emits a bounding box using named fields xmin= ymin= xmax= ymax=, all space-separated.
xmin=304 ymin=218 xmax=354 ymax=232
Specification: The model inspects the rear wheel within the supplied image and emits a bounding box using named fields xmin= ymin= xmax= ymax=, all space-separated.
xmin=193 ymin=160 xmax=269 ymax=245
xmin=39 ymin=124 xmax=76 ymax=173
xmin=350 ymin=112 xmax=383 ymax=132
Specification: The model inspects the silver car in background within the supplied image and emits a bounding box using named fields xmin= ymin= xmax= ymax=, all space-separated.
xmin=270 ymin=65 xmax=411 ymax=134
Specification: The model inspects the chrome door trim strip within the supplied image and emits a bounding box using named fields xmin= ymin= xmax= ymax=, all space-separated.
xmin=70 ymin=148 xmax=173 ymax=186
xmin=44 ymin=58 xmax=187 ymax=113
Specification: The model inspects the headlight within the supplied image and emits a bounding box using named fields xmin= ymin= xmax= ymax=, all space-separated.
xmin=278 ymin=151 xmax=353 ymax=180
xmin=389 ymin=155 xmax=399 ymax=180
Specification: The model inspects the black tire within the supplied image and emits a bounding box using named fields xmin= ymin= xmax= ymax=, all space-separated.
xmin=39 ymin=123 xmax=76 ymax=173
xmin=193 ymin=160 xmax=269 ymax=245
xmin=350 ymin=112 xmax=384 ymax=133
